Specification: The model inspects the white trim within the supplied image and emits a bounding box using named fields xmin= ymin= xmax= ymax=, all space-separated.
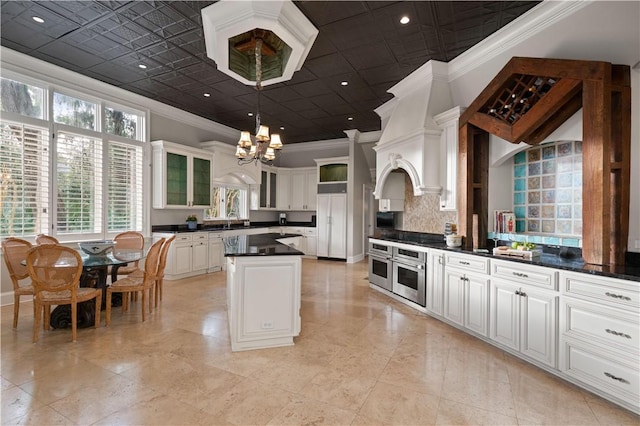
xmin=285 ymin=138 xmax=349 ymax=153
xmin=0 ymin=47 xmax=239 ymax=142
xmin=347 ymin=253 xmax=365 ymax=264
xmin=447 ymin=1 xmax=590 ymax=82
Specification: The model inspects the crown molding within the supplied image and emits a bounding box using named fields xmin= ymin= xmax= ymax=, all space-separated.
xmin=447 ymin=1 xmax=590 ymax=81
xmin=282 ymin=138 xmax=349 ymax=153
xmin=0 ymin=47 xmax=239 ymax=142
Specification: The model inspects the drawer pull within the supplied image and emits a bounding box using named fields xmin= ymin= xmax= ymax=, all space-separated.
xmin=604 ymin=372 xmax=630 ymax=384
xmin=460 ymin=261 xmax=470 ymax=265
xmin=605 ymin=292 xmax=632 ymax=301
xmin=605 ymin=329 xmax=632 ymax=339
xmin=513 ymin=272 xmax=529 ymax=278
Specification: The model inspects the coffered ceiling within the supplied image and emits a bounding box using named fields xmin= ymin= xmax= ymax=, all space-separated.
xmin=0 ymin=1 xmax=540 ymax=143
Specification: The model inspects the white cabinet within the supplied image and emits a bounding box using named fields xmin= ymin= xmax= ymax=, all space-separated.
xmin=276 ymin=169 xmax=290 ymax=210
xmin=251 ymin=167 xmax=278 ymax=210
xmin=151 ymin=140 xmax=212 ymax=209
xmin=426 ymin=249 xmax=445 ymax=316
xmin=290 ymin=168 xmax=317 ymax=211
xmin=379 ymin=198 xmax=404 ymax=212
xmin=317 ymin=194 xmax=347 ymax=259
xmin=490 ymin=278 xmax=558 ymax=368
xmin=154 ymin=231 xmax=209 ymax=280
xmin=208 ymin=232 xmax=224 ymax=273
xmin=304 ymin=227 xmax=317 ymax=256
xmin=433 ymin=106 xmax=464 ymax=211
xmin=443 ymin=253 xmax=490 ymax=337
xmin=559 ymin=271 xmax=639 ymax=412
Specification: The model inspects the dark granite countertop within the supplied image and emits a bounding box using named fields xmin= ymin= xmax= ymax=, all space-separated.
xmin=223 ymin=233 xmax=304 ymax=257
xmin=152 ymin=221 xmax=315 ymax=233
xmin=371 ymin=231 xmax=640 ymax=282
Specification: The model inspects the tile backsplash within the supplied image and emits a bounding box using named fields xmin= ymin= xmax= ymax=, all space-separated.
xmin=400 ymin=173 xmax=456 ymax=234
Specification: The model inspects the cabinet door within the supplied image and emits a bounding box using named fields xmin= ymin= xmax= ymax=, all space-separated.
xmin=174 ymin=244 xmax=192 ymax=275
xmin=192 ymin=241 xmax=208 ymax=271
xmin=465 ymin=274 xmax=489 ymax=337
xmin=305 ymin=235 xmax=317 ymax=256
xmin=444 ymin=269 xmax=465 ymax=327
xmin=259 ymin=170 xmax=268 ymax=208
xmin=306 ymin=170 xmax=317 ymax=210
xmin=166 ymin=152 xmax=188 ymax=206
xmin=329 ymin=194 xmax=347 ymax=258
xmin=520 ymin=288 xmax=557 ymax=367
xmin=209 ymin=242 xmax=223 ymax=271
xmin=290 ymin=171 xmax=306 ymax=210
xmin=191 ymin=156 xmax=211 ymax=207
xmin=269 ymin=171 xmax=277 ymax=209
xmin=427 ymin=250 xmax=445 ymax=316
xmin=316 ymin=195 xmax=330 ymax=257
xmin=277 ymin=170 xmax=291 ymax=210
xmin=490 ymin=279 xmax=520 ymax=351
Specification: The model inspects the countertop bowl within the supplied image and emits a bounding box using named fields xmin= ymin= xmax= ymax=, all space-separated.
xmin=79 ymin=240 xmax=115 ymax=256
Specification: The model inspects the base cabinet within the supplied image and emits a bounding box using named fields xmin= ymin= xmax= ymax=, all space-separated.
xmin=208 ymin=232 xmax=223 ymax=272
xmin=427 ymin=249 xmax=445 ymax=317
xmin=490 ymin=279 xmax=558 ymax=368
xmin=443 ymin=267 xmax=489 ymax=337
xmin=226 ymin=255 xmax=301 ymax=351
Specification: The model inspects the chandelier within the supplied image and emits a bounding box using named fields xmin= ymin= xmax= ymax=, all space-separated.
xmin=235 ymin=38 xmax=283 ymax=165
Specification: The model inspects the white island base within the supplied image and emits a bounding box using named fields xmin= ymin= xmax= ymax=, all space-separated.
xmin=226 ymin=255 xmax=302 ymax=352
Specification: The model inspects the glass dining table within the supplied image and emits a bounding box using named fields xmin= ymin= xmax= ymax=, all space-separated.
xmin=51 ymin=248 xmax=146 ymax=329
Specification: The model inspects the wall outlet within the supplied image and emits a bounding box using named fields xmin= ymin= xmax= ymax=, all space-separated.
xmin=261 ymin=321 xmax=274 ymax=329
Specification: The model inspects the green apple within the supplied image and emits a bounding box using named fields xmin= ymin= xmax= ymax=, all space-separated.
xmin=511 ymin=241 xmax=519 ymax=249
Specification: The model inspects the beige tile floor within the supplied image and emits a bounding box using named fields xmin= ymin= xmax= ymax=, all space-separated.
xmin=2 ymin=258 xmax=638 ymax=425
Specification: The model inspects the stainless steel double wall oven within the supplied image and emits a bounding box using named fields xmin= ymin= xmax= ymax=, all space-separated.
xmin=368 ymin=239 xmax=426 ymax=306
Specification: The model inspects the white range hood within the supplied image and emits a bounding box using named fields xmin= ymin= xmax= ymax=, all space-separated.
xmin=373 ymin=60 xmax=453 ymax=198
xmin=200 ymin=141 xmax=261 ymax=185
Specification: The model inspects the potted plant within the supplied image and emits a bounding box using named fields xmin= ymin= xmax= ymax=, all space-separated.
xmin=186 ymin=214 xmax=198 ymax=230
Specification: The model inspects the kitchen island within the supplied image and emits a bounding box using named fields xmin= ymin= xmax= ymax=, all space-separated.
xmin=224 ymin=233 xmax=303 ymax=352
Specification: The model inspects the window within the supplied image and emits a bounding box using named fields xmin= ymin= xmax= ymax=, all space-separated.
xmin=0 ymin=78 xmax=44 ymax=119
xmin=205 ymin=185 xmax=248 ymax=220
xmin=0 ymin=121 xmax=50 ymax=237
xmin=0 ymin=75 xmax=147 ymax=240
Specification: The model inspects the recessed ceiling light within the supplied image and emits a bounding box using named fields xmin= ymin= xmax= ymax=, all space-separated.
xmin=280 ymin=126 xmax=285 ymax=130
xmin=400 ymin=16 xmax=410 ymax=25
xmin=341 ymin=81 xmax=348 ymax=86
xmin=248 ymin=112 xmax=254 ymax=117
xmin=138 ymin=64 xmax=147 ymax=69
xmin=203 ymin=93 xmax=211 ymax=97
xmin=32 ymin=16 xmax=44 ymax=23
xmin=347 ymin=117 xmax=354 ymax=121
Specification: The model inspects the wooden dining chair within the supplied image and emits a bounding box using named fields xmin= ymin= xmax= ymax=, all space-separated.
xmin=35 ymin=234 xmax=59 ymax=245
xmin=1 ymin=238 xmax=35 ymax=328
xmin=153 ymin=235 xmax=175 ymax=308
xmin=26 ymin=244 xmax=102 ymax=342
xmin=106 ymin=238 xmax=164 ymax=325
xmin=113 ymin=231 xmax=145 ymax=277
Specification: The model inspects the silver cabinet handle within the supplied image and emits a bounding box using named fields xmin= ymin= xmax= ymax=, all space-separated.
xmin=605 ymin=292 xmax=632 ymax=301
xmin=460 ymin=261 xmax=470 ymax=265
xmin=604 ymin=372 xmax=630 ymax=384
xmin=605 ymin=329 xmax=632 ymax=339
xmin=417 ymin=264 xmax=424 ymax=270
xmin=513 ymin=272 xmax=529 ymax=278
xmin=438 ymin=256 xmax=443 ymax=265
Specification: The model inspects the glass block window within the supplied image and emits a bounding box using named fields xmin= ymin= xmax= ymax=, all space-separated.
xmin=513 ymin=141 xmax=582 ymax=236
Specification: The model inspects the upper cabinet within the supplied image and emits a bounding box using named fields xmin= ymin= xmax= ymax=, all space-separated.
xmin=252 ymin=166 xmax=318 ymax=211
xmin=151 ymin=140 xmax=212 ymax=209
xmin=290 ymin=167 xmax=317 ymax=211
xmin=434 ymin=106 xmax=464 ymax=212
xmin=254 ymin=166 xmax=278 ymax=210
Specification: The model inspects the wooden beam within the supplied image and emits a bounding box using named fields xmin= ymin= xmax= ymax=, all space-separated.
xmin=468 ymin=112 xmax=513 ymax=142
xmin=510 ymin=57 xmax=609 ymax=81
xmin=457 ymin=123 xmax=473 ymax=244
xmin=521 ymin=92 xmax=582 ymax=145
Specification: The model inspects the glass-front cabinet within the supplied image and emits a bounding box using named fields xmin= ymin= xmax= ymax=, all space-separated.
xmin=152 ymin=140 xmax=212 ymax=209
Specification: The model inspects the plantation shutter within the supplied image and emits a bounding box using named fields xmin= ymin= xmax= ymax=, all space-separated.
xmin=0 ymin=120 xmax=50 ymax=237
xmin=55 ymin=131 xmax=103 ymax=235
xmin=108 ymin=141 xmax=143 ymax=232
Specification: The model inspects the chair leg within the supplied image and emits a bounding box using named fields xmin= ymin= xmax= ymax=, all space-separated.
xmin=141 ymin=290 xmax=146 ymax=322
xmin=33 ymin=302 xmax=41 ymax=343
xmin=44 ymin=305 xmax=51 ymax=331
xmin=148 ymin=286 xmax=153 ymax=314
xmin=71 ymin=302 xmax=77 ymax=342
xmin=13 ymin=294 xmax=20 ymax=328
xmin=95 ymin=290 xmax=102 ymax=329
xmin=106 ymin=290 xmax=112 ymax=326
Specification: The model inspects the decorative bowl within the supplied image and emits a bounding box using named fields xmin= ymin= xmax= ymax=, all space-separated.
xmin=78 ymin=240 xmax=115 ymax=256
xmin=445 ymin=234 xmax=463 ymax=247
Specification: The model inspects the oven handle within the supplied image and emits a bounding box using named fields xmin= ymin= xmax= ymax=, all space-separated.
xmin=392 ymin=259 xmax=425 ymax=270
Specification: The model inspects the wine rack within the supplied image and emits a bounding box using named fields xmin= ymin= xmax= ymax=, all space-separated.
xmin=483 ymin=74 xmax=557 ymax=124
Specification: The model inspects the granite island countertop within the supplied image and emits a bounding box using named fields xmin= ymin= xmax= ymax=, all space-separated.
xmin=224 ymin=233 xmax=304 ymax=257
xmin=371 ymin=231 xmax=640 ymax=282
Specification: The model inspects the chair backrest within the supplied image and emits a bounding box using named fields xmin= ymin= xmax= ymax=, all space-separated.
xmin=26 ymin=245 xmax=83 ymax=297
xmin=2 ymin=238 xmax=33 ymax=288
xmin=157 ymin=235 xmax=176 ymax=279
xmin=114 ymin=231 xmax=144 ymax=250
xmin=35 ymin=234 xmax=59 ymax=245
xmin=143 ymin=238 xmax=165 ymax=283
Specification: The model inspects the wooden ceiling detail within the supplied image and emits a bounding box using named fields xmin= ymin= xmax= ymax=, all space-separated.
xmin=458 ymin=57 xmax=631 ymax=266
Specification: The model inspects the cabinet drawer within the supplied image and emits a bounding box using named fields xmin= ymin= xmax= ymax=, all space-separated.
xmin=209 ymin=232 xmax=223 ymax=242
xmin=562 ymin=339 xmax=639 ymax=407
xmin=445 ymin=252 xmax=489 ymax=274
xmin=174 ymin=234 xmax=193 ymax=243
xmin=561 ymin=297 xmax=639 ymax=356
xmin=560 ymin=271 xmax=639 ymax=311
xmin=193 ymin=233 xmax=208 ymax=241
xmin=492 ymin=259 xmax=557 ymax=290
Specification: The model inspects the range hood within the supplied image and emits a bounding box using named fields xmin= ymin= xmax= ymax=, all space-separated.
xmin=200 ymin=141 xmax=261 ymax=185
xmin=373 ymin=60 xmax=453 ymax=198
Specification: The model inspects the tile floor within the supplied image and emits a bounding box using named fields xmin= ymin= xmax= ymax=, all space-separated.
xmin=1 ymin=258 xmax=638 ymax=425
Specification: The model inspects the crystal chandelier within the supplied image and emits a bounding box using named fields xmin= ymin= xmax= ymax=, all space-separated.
xmin=235 ymin=38 xmax=283 ymax=165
